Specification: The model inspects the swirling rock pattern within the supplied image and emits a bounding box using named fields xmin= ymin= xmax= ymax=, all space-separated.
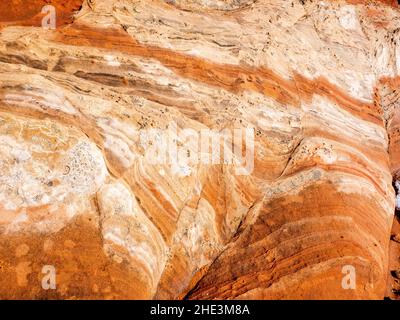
xmin=0 ymin=0 xmax=400 ymax=299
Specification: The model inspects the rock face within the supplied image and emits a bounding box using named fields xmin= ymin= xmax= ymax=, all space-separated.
xmin=0 ymin=0 xmax=400 ymax=299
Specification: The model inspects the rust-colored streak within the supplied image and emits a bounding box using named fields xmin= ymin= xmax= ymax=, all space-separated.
xmin=54 ymin=25 xmax=382 ymax=125
xmin=0 ymin=215 xmax=148 ymax=299
xmin=365 ymin=7 xmax=391 ymax=28
xmin=187 ymin=182 xmax=390 ymax=300
xmin=0 ymin=0 xmax=83 ymax=28
xmin=379 ymin=75 xmax=400 ymax=92
xmin=376 ymin=75 xmax=400 ymax=299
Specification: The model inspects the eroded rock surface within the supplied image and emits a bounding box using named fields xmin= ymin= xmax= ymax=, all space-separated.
xmin=0 ymin=0 xmax=400 ymax=299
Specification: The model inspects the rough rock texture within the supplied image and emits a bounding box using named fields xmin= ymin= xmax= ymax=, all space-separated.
xmin=0 ymin=0 xmax=83 ymax=27
xmin=0 ymin=0 xmax=400 ymax=299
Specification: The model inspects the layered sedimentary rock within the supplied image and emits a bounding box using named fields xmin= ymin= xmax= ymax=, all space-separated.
xmin=0 ymin=0 xmax=400 ymax=299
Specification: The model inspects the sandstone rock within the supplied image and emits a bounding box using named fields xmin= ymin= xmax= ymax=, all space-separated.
xmin=0 ymin=0 xmax=399 ymax=299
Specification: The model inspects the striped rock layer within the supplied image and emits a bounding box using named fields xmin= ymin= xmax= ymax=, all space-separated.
xmin=0 ymin=0 xmax=400 ymax=299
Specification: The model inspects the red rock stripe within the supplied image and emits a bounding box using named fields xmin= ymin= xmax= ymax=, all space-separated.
xmin=53 ymin=25 xmax=383 ymax=126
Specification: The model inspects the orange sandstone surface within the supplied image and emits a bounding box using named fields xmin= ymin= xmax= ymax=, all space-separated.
xmin=0 ymin=0 xmax=400 ymax=300
xmin=0 ymin=0 xmax=83 ymax=28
